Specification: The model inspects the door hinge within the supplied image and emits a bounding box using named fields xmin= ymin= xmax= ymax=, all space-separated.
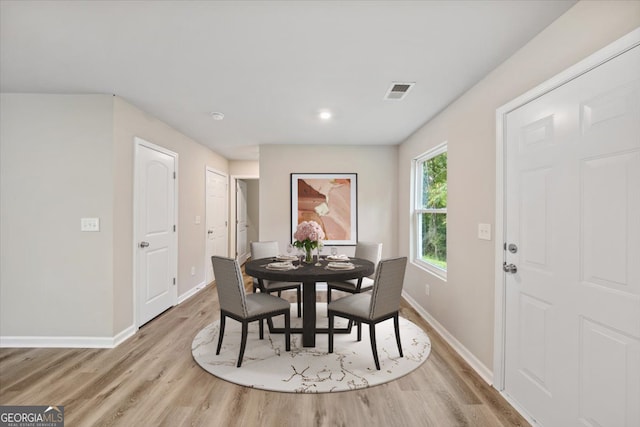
xmin=173 ymin=277 xmax=176 ymax=285
xmin=173 ymin=225 xmax=176 ymax=232
xmin=173 ymin=171 xmax=176 ymax=179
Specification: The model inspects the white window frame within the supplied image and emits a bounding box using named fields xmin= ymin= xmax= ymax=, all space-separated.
xmin=413 ymin=142 xmax=447 ymax=280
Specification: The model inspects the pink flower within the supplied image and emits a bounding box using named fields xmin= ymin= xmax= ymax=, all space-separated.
xmin=294 ymin=220 xmax=325 ymax=243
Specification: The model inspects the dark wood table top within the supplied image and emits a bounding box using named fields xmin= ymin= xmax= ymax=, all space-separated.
xmin=244 ymin=257 xmax=375 ymax=283
xmin=245 ymin=256 xmax=374 ymax=347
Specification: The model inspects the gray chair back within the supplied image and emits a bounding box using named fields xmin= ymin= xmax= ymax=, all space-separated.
xmin=211 ymin=256 xmax=248 ymax=318
xmin=369 ymin=257 xmax=407 ymax=319
xmin=250 ymin=241 xmax=279 ymax=260
xmin=355 ymin=242 xmax=383 ymax=279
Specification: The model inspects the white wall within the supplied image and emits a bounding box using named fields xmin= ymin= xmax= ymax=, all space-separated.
xmin=112 ymin=97 xmax=228 ymax=332
xmin=398 ymin=0 xmax=640 ymax=374
xmin=246 ymin=179 xmax=260 ymax=246
xmin=229 ymin=160 xmax=259 ymax=177
xmin=0 ymin=94 xmax=229 ymax=342
xmin=1 ymin=94 xmax=115 ymax=337
xmin=259 ymin=144 xmax=398 ymax=257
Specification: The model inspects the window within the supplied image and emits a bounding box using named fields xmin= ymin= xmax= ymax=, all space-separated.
xmin=414 ymin=143 xmax=447 ymax=277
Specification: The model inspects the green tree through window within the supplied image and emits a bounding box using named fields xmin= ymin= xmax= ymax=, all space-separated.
xmin=415 ymin=145 xmax=447 ymax=273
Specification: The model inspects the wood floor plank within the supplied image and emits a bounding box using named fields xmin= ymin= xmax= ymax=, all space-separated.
xmin=0 ymin=273 xmax=529 ymax=427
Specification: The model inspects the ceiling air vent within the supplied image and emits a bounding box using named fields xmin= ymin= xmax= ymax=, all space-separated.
xmin=384 ymin=82 xmax=415 ymax=100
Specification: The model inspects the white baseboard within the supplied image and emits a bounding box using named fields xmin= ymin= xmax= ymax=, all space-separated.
xmin=0 ymin=323 xmax=137 ymax=349
xmin=0 ymin=283 xmax=207 ymax=349
xmin=0 ymin=283 xmax=209 ymax=349
xmin=178 ymin=280 xmax=207 ymax=304
xmin=402 ymin=290 xmax=493 ymax=385
xmin=112 ymin=324 xmax=137 ymax=347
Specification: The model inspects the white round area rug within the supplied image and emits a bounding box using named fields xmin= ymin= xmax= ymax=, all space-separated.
xmin=192 ymin=303 xmax=431 ymax=393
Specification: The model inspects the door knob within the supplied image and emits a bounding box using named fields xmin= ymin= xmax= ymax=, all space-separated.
xmin=207 ymin=230 xmax=213 ymax=235
xmin=139 ymin=241 xmax=150 ymax=248
xmin=503 ymin=262 xmax=517 ymax=274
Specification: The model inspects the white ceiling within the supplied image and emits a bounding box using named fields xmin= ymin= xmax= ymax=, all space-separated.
xmin=0 ymin=0 xmax=576 ymax=160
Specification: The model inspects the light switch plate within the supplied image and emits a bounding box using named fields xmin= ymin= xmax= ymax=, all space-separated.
xmin=478 ymin=223 xmax=491 ymax=241
xmin=195 ymin=215 xmax=201 ymax=225
xmin=81 ymin=217 xmax=100 ymax=232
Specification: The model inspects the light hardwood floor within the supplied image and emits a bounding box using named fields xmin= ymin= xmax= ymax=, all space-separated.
xmin=0 ymin=272 xmax=529 ymax=427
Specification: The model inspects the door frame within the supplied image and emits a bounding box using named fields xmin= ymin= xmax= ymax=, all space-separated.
xmin=235 ymin=179 xmax=250 ymax=265
xmin=493 ymin=28 xmax=640 ymax=391
xmin=204 ymin=166 xmax=229 ymax=285
xmin=133 ymin=137 xmax=179 ymax=328
xmin=230 ymin=174 xmax=259 ymax=261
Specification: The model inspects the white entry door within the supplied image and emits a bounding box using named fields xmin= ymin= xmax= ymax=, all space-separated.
xmin=503 ymin=45 xmax=640 ymax=426
xmin=135 ymin=138 xmax=178 ymax=327
xmin=205 ymin=168 xmax=228 ymax=284
xmin=236 ymin=180 xmax=250 ymax=264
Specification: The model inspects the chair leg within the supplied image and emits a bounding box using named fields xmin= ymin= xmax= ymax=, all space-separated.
xmin=357 ymin=321 xmax=362 ymax=342
xmin=266 ymin=315 xmax=275 ymax=332
xmin=327 ymin=286 xmax=332 ymax=304
xmin=284 ymin=311 xmax=291 ymax=351
xmin=216 ymin=314 xmax=226 ymax=355
xmin=296 ymin=287 xmax=301 ymax=317
xmin=259 ymin=318 xmax=264 ymax=340
xmin=394 ymin=313 xmax=403 ymax=357
xmin=237 ymin=321 xmax=248 ymax=368
xmin=369 ymin=323 xmax=380 ymax=370
xmin=328 ymin=312 xmax=334 ymax=353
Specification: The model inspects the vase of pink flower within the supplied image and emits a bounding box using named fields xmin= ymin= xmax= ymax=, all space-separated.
xmin=293 ymin=220 xmax=325 ymax=263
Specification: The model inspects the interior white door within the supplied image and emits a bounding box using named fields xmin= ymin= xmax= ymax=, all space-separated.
xmin=135 ymin=139 xmax=177 ymax=327
xmin=503 ymin=46 xmax=640 ymax=426
xmin=236 ymin=180 xmax=249 ymax=264
xmin=205 ymin=168 xmax=228 ymax=284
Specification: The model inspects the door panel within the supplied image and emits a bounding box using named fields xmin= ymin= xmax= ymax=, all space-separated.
xmin=520 ymin=168 xmax=551 ymax=268
xmin=579 ymin=318 xmax=640 ymax=427
xmin=206 ymin=169 xmax=227 ymax=283
xmin=582 ymin=152 xmax=639 ymax=292
xmin=145 ymin=247 xmax=169 ymax=300
xmin=136 ymin=140 xmax=177 ymax=326
xmin=504 ymin=45 xmax=640 ymax=426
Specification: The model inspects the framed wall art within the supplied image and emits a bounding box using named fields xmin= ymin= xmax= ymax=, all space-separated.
xmin=290 ymin=173 xmax=357 ymax=246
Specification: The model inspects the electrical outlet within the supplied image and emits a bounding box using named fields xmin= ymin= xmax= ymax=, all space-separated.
xmin=81 ymin=217 xmax=100 ymax=232
xmin=478 ymin=223 xmax=492 ymax=241
xmin=425 ymin=283 xmax=430 ymax=296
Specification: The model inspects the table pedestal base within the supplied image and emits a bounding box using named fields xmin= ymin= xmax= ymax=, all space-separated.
xmin=302 ymin=281 xmax=316 ymax=347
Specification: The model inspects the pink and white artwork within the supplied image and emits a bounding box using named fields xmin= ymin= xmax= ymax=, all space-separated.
xmin=291 ymin=173 xmax=357 ymax=245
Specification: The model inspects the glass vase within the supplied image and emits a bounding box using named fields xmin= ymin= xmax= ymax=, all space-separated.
xmin=304 ymin=247 xmax=314 ymax=264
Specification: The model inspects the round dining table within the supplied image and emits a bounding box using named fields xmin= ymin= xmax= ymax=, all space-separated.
xmin=244 ymin=256 xmax=375 ymax=347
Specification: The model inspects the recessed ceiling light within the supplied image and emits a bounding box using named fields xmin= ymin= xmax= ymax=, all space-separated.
xmin=209 ymin=112 xmax=225 ymax=120
xmin=319 ymin=111 xmax=332 ymax=120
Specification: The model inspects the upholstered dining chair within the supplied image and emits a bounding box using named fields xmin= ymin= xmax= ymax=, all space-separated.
xmin=211 ymin=256 xmax=291 ymax=367
xmin=326 ymin=241 xmax=382 ymax=304
xmin=328 ymin=257 xmax=407 ymax=370
xmin=250 ymin=241 xmax=302 ymax=317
